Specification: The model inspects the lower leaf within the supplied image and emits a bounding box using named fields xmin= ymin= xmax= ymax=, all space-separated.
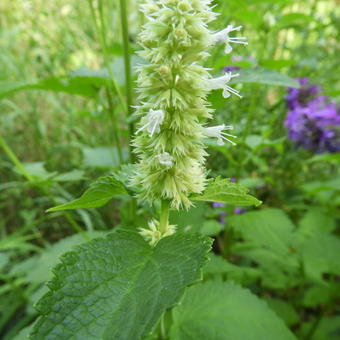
xmin=30 ymin=231 xmax=212 ymax=340
xmin=170 ymin=281 xmax=296 ymax=340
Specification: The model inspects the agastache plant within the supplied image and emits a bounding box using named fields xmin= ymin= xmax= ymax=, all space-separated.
xmin=27 ymin=2 xmax=269 ymax=339
xmin=132 ymin=0 xmax=246 ymax=244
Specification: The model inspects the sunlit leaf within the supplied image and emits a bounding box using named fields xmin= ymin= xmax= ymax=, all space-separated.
xmin=47 ymin=176 xmax=127 ymax=212
xmin=191 ymin=177 xmax=261 ymax=207
xmin=170 ymin=281 xmax=296 ymax=340
xmin=30 ymin=231 xmax=212 ymax=340
xmin=231 ymin=68 xmax=300 ymax=88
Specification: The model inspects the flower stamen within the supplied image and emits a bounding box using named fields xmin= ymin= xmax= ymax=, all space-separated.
xmin=209 ymin=72 xmax=242 ymax=99
xmin=204 ymin=125 xmax=237 ymax=146
xmin=212 ymin=25 xmax=248 ymax=54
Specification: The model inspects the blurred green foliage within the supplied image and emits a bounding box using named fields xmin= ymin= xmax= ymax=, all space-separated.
xmin=0 ymin=0 xmax=339 ymax=339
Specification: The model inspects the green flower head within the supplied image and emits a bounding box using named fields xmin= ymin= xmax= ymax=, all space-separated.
xmin=132 ymin=0 xmax=246 ymax=210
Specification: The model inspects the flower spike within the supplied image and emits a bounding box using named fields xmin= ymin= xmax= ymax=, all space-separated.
xmin=132 ymin=0 xmax=247 ymax=212
xmin=212 ymin=25 xmax=248 ymax=54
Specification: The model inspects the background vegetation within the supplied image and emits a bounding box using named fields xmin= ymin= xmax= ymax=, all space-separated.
xmin=0 ymin=0 xmax=339 ymax=339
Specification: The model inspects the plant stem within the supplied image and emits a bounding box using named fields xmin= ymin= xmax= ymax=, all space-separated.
xmin=87 ymin=0 xmax=124 ymax=163
xmin=304 ymin=312 xmax=323 ymax=340
xmin=0 ymin=135 xmax=34 ymax=182
xmin=106 ymin=87 xmax=124 ymax=163
xmin=159 ymin=200 xmax=170 ymax=234
xmin=119 ymin=0 xmax=135 ymax=162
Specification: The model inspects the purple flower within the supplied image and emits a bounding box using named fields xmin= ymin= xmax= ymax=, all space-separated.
xmin=223 ymin=66 xmax=240 ymax=73
xmin=286 ymin=78 xmax=321 ymax=110
xmin=219 ymin=211 xmax=227 ymax=224
xmin=285 ymin=94 xmax=340 ymax=153
xmin=212 ymin=202 xmax=227 ymax=224
xmin=234 ymin=207 xmax=245 ymax=215
xmin=212 ymin=202 xmax=225 ymax=208
xmin=230 ymin=177 xmax=236 ymax=183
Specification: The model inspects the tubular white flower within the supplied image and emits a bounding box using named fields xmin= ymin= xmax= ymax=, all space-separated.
xmin=209 ymin=72 xmax=242 ymax=98
xmin=156 ymin=152 xmax=174 ymax=169
xmin=136 ymin=109 xmax=165 ymax=137
xmin=212 ymin=25 xmax=248 ymax=54
xmin=204 ymin=124 xmax=237 ymax=146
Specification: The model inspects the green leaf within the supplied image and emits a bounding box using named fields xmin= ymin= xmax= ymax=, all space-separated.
xmin=171 ymin=202 xmax=207 ymax=233
xmin=275 ymin=13 xmax=315 ymax=30
xmin=298 ymin=316 xmax=340 ymax=340
xmin=170 ymin=281 xmax=296 ymax=340
xmin=231 ymin=68 xmax=300 ymax=88
xmin=203 ymin=254 xmax=261 ymax=284
xmin=10 ymin=233 xmax=104 ymax=285
xmin=0 ymin=77 xmax=98 ymax=99
xmin=69 ymin=67 xmax=110 ymax=87
xmin=299 ymin=208 xmax=336 ymax=234
xmin=230 ymin=209 xmax=300 ymax=289
xmin=191 ymin=177 xmax=261 ymax=207
xmin=300 ymin=230 xmax=340 ymax=281
xmin=47 ymin=176 xmax=127 ymax=212
xmin=264 ymin=298 xmax=299 ymax=327
xmin=230 ymin=209 xmax=296 ymax=255
xmin=20 ymin=162 xmax=84 ymax=183
xmin=302 ymin=283 xmax=340 ymax=308
xmin=0 ymin=66 xmax=116 ymax=99
xmin=307 ymin=153 xmax=340 ymax=164
xmin=200 ymin=220 xmax=224 ymax=236
xmin=13 ymin=325 xmax=33 ymax=340
xmin=82 ymin=146 xmax=128 ymax=168
xmin=30 ymin=231 xmax=212 ymax=340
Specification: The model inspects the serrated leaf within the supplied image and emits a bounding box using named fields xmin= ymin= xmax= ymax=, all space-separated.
xmin=30 ymin=231 xmax=212 ymax=340
xmin=170 ymin=281 xmax=296 ymax=340
xmin=47 ymin=176 xmax=127 ymax=212
xmin=301 ymin=230 xmax=340 ymax=281
xmin=230 ymin=209 xmax=296 ymax=255
xmin=231 ymin=68 xmax=300 ymax=88
xmin=230 ymin=209 xmax=300 ymax=289
xmin=191 ymin=177 xmax=261 ymax=207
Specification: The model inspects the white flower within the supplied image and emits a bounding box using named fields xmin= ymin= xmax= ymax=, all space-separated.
xmin=209 ymin=72 xmax=242 ymax=98
xmin=136 ymin=109 xmax=165 ymax=137
xmin=212 ymin=25 xmax=248 ymax=54
xmin=156 ymin=152 xmax=174 ymax=169
xmin=204 ymin=124 xmax=237 ymax=146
